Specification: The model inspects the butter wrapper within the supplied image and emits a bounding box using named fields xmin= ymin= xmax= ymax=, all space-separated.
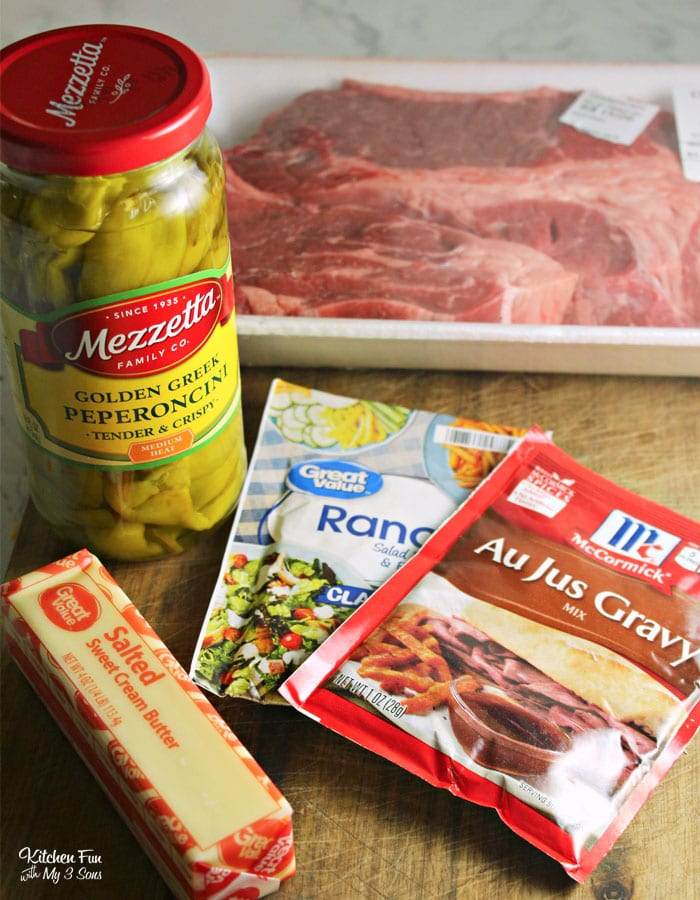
xmin=1 ymin=549 xmax=296 ymax=899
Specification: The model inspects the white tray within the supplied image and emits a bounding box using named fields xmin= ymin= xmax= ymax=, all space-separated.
xmin=206 ymin=56 xmax=700 ymax=377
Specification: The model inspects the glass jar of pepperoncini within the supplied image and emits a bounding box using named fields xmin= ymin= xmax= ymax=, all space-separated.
xmin=0 ymin=25 xmax=247 ymax=561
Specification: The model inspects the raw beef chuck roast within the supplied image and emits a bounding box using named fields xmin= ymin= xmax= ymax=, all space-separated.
xmin=225 ymin=81 xmax=700 ymax=326
xmin=226 ymin=169 xmax=577 ymax=321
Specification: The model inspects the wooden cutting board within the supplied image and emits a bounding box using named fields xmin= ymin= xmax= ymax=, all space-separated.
xmin=2 ymin=366 xmax=698 ymax=899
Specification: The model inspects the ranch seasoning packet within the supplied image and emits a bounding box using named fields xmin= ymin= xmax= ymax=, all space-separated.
xmin=190 ymin=378 xmax=528 ymax=702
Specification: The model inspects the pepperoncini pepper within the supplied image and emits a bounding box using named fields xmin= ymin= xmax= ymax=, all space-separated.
xmin=0 ymin=25 xmax=247 ymax=560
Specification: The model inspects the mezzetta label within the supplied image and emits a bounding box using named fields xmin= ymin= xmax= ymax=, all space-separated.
xmin=0 ymin=261 xmax=241 ymax=468
xmin=31 ymin=276 xmax=225 ymax=377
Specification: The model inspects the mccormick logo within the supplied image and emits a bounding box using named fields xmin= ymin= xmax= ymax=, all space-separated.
xmin=287 ymin=460 xmax=383 ymax=499
xmin=589 ymin=510 xmax=681 ymax=567
xmin=43 ymin=281 xmax=223 ymax=378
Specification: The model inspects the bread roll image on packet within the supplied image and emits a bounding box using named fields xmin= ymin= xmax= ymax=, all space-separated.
xmin=279 ymin=427 xmax=700 ymax=883
xmin=190 ymin=378 xmax=529 ymax=703
xmin=1 ymin=549 xmax=295 ymax=899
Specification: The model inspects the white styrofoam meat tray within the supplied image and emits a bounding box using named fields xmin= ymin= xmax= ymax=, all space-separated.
xmin=206 ymin=56 xmax=700 ymax=376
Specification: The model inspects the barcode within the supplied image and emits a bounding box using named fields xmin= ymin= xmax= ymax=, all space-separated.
xmin=432 ymin=425 xmax=518 ymax=453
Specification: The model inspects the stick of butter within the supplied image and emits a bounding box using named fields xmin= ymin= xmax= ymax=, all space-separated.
xmin=1 ymin=549 xmax=296 ymax=899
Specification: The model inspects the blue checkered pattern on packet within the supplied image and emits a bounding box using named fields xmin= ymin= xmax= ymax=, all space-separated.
xmin=232 ymin=409 xmax=433 ymax=543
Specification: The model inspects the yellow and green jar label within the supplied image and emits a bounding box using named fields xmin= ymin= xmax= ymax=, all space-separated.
xmin=1 ymin=258 xmax=241 ymax=469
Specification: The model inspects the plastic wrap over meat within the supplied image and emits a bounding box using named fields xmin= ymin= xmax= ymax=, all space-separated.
xmin=225 ymin=82 xmax=700 ymax=327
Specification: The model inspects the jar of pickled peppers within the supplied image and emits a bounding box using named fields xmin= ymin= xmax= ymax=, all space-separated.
xmin=0 ymin=25 xmax=247 ymax=560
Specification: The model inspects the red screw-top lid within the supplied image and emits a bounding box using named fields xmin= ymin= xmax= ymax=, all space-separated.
xmin=0 ymin=24 xmax=212 ymax=176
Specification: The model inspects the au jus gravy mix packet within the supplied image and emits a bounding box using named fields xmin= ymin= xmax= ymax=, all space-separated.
xmin=280 ymin=428 xmax=700 ymax=883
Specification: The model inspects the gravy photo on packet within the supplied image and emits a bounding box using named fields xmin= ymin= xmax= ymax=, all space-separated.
xmin=280 ymin=427 xmax=700 ymax=883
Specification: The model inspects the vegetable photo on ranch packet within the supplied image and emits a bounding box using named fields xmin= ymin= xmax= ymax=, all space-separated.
xmin=190 ymin=379 xmax=529 ymax=701
xmin=279 ymin=427 xmax=700 ymax=883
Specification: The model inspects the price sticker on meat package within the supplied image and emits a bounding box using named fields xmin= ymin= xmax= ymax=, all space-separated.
xmin=559 ymin=90 xmax=660 ymax=145
xmin=674 ymin=86 xmax=700 ymax=181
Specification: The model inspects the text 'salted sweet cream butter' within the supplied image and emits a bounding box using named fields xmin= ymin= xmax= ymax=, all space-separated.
xmin=0 ymin=25 xmax=246 ymax=561
xmin=1 ymin=549 xmax=296 ymax=899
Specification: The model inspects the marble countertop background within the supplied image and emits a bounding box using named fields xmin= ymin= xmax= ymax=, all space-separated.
xmin=2 ymin=0 xmax=699 ymax=576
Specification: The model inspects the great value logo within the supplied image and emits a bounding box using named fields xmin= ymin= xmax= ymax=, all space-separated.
xmin=39 ymin=583 xmax=101 ymax=631
xmin=287 ymin=460 xmax=383 ymax=499
xmin=590 ymin=510 xmax=681 ymax=566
